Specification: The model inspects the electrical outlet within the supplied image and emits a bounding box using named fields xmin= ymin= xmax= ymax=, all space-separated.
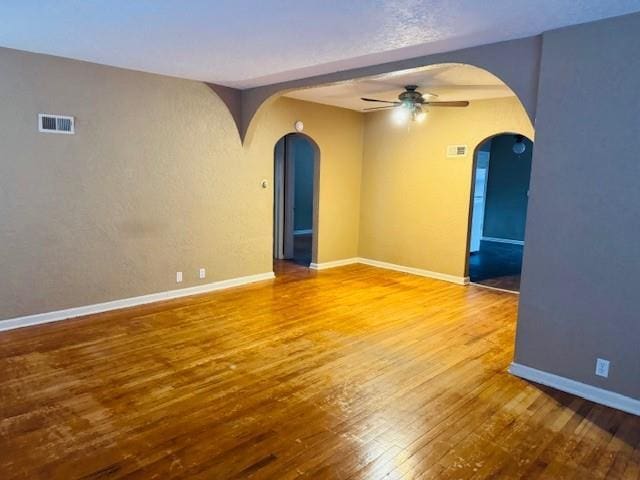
xmin=176 ymin=271 xmax=183 ymax=283
xmin=199 ymin=268 xmax=206 ymax=279
xmin=595 ymin=358 xmax=610 ymax=378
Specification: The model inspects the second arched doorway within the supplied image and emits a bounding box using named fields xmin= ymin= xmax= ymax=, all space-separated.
xmin=273 ymin=133 xmax=319 ymax=270
xmin=467 ymin=133 xmax=533 ymax=292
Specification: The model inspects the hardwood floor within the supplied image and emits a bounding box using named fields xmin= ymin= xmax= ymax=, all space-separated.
xmin=0 ymin=263 xmax=638 ymax=479
xmin=469 ymin=240 xmax=523 ymax=292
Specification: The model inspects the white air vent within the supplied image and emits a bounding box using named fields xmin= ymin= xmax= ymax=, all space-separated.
xmin=447 ymin=144 xmax=467 ymax=157
xmin=38 ymin=114 xmax=75 ymax=134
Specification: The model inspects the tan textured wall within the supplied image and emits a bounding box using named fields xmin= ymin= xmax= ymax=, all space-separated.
xmin=0 ymin=48 xmax=363 ymax=321
xmin=245 ymin=97 xmax=363 ymax=265
xmin=358 ymin=97 xmax=533 ymax=278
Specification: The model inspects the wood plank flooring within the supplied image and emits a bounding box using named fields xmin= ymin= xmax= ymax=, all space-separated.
xmin=0 ymin=262 xmax=639 ymax=479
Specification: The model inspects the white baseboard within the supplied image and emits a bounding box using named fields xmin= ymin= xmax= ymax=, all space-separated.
xmin=309 ymin=258 xmax=359 ymax=270
xmin=509 ymin=362 xmax=640 ymax=416
xmin=0 ymin=272 xmax=275 ymax=333
xmin=358 ymin=258 xmax=469 ymax=285
xmin=0 ymin=255 xmax=470 ymax=333
xmin=309 ymin=257 xmax=469 ymax=285
xmin=294 ymin=229 xmax=312 ymax=235
xmin=482 ymin=236 xmax=524 ymax=246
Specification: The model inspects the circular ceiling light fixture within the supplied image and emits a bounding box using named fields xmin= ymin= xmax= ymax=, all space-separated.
xmin=513 ymin=135 xmax=527 ymax=154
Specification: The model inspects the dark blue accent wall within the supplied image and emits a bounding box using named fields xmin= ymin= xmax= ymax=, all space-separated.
xmin=482 ymin=135 xmax=533 ymax=241
xmin=291 ymin=135 xmax=315 ymax=231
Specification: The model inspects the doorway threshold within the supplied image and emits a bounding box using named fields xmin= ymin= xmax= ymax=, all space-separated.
xmin=469 ymin=282 xmax=520 ymax=295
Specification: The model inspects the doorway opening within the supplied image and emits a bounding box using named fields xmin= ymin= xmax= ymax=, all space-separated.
xmin=273 ymin=133 xmax=319 ymax=271
xmin=468 ymin=133 xmax=533 ymax=292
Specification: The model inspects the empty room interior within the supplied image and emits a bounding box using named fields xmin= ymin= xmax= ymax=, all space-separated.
xmin=1 ymin=2 xmax=640 ymax=479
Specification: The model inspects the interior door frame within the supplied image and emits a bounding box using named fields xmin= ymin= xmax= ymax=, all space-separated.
xmin=274 ymin=134 xmax=297 ymax=259
xmin=273 ymin=137 xmax=285 ymax=259
xmin=470 ymin=149 xmax=491 ymax=253
xmin=283 ymin=137 xmax=295 ymax=259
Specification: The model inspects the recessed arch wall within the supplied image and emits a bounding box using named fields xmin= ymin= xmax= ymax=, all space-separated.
xmin=358 ymin=95 xmax=534 ymax=280
xmin=244 ymin=96 xmax=364 ymax=272
xmin=248 ymin=60 xmax=536 ymax=279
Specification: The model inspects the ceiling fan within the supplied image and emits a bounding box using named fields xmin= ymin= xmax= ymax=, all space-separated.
xmin=361 ymin=85 xmax=469 ymax=122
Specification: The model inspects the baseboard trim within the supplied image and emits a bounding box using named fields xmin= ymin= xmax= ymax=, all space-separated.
xmin=509 ymin=362 xmax=640 ymax=416
xmin=294 ymin=229 xmax=312 ymax=235
xmin=482 ymin=236 xmax=524 ymax=246
xmin=358 ymin=258 xmax=469 ymax=285
xmin=309 ymin=258 xmax=359 ymax=270
xmin=309 ymin=257 xmax=469 ymax=285
xmin=0 ymin=272 xmax=275 ymax=333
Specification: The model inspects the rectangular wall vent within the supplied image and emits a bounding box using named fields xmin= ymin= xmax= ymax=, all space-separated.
xmin=447 ymin=145 xmax=467 ymax=157
xmin=38 ymin=114 xmax=75 ymax=134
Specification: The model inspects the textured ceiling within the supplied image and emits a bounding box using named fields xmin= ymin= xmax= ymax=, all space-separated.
xmin=286 ymin=64 xmax=514 ymax=111
xmin=1 ymin=1 xmax=639 ymax=88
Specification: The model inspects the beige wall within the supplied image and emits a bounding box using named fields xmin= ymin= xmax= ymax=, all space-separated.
xmin=0 ymin=45 xmax=531 ymax=323
xmin=358 ymin=97 xmax=533 ymax=278
xmin=0 ymin=47 xmax=363 ymax=321
xmin=245 ymin=97 xmax=363 ymax=265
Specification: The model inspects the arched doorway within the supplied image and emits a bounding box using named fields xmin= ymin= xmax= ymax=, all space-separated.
xmin=273 ymin=133 xmax=319 ymax=270
xmin=467 ymin=133 xmax=533 ymax=292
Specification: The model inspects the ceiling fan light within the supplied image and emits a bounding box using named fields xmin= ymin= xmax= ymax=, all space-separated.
xmin=414 ymin=106 xmax=426 ymax=123
xmin=393 ymin=107 xmax=410 ymax=124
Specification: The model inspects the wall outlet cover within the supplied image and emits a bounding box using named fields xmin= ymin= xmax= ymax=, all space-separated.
xmin=199 ymin=268 xmax=206 ymax=279
xmin=595 ymin=358 xmax=610 ymax=378
xmin=176 ymin=271 xmax=183 ymax=283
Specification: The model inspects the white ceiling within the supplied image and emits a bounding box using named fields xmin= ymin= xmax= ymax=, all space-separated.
xmin=1 ymin=1 xmax=639 ymax=89
xmin=285 ymin=63 xmax=514 ymax=111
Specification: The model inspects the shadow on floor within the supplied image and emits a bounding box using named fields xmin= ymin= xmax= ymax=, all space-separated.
xmin=292 ymin=233 xmax=312 ymax=266
xmin=273 ymin=258 xmax=316 ymax=280
xmin=526 ymin=381 xmax=640 ymax=447
xmin=469 ymin=240 xmax=523 ymax=292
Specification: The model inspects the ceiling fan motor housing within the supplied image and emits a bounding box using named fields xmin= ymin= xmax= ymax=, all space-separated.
xmin=398 ymin=85 xmax=425 ymax=105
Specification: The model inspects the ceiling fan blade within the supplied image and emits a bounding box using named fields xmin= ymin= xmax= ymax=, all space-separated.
xmin=360 ymin=97 xmax=400 ymax=104
xmin=363 ymin=105 xmax=396 ymax=111
xmin=424 ymin=101 xmax=469 ymax=107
